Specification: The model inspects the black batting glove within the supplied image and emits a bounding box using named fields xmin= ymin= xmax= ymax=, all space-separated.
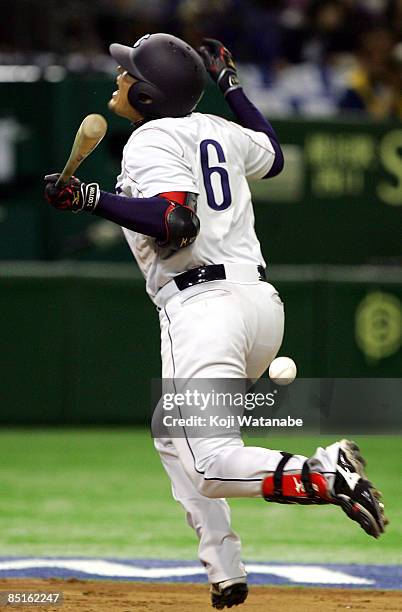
xmin=44 ymin=173 xmax=100 ymax=213
xmin=198 ymin=38 xmax=241 ymax=96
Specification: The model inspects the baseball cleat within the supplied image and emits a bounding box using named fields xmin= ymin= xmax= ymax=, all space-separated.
xmin=210 ymin=577 xmax=248 ymax=609
xmin=332 ymin=439 xmax=388 ymax=538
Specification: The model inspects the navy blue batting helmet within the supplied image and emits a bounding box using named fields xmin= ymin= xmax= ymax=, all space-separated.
xmin=109 ymin=33 xmax=207 ymax=119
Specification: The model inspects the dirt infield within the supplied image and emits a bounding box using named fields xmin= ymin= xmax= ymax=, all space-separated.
xmin=0 ymin=580 xmax=400 ymax=611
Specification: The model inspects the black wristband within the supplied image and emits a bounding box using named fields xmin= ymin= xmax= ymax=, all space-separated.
xmin=217 ymin=68 xmax=241 ymax=96
xmin=79 ymin=183 xmax=100 ymax=214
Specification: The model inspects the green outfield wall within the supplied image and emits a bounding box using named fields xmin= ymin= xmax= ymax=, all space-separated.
xmin=0 ymin=77 xmax=401 ymax=264
xmin=1 ymin=263 xmax=401 ymax=423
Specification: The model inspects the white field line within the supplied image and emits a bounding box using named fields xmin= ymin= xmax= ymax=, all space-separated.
xmin=0 ymin=559 xmax=373 ymax=585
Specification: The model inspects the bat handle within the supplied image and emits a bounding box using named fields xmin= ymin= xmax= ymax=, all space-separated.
xmin=55 ymin=174 xmax=69 ymax=189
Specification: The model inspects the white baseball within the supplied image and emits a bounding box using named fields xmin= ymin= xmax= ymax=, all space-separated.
xmin=269 ymin=356 xmax=297 ymax=386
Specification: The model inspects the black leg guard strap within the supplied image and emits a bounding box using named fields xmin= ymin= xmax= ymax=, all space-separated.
xmin=301 ymin=460 xmax=316 ymax=498
xmin=273 ymin=452 xmax=294 ymax=498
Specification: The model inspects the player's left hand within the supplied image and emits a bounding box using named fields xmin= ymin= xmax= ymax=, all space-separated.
xmin=198 ymin=38 xmax=240 ymax=96
xmin=44 ymin=173 xmax=100 ymax=213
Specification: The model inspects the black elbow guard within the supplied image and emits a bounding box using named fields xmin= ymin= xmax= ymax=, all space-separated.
xmin=161 ymin=195 xmax=200 ymax=251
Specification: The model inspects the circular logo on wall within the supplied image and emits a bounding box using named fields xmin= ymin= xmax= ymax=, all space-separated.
xmin=355 ymin=291 xmax=402 ymax=360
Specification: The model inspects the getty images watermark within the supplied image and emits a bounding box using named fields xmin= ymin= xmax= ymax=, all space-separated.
xmin=162 ymin=412 xmax=303 ymax=429
xmin=152 ymin=378 xmax=402 ymax=438
xmin=155 ymin=386 xmax=304 ymax=434
xmin=162 ymin=388 xmax=278 ymax=411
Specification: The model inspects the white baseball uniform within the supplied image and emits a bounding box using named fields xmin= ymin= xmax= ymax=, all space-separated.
xmin=116 ymin=112 xmax=339 ymax=584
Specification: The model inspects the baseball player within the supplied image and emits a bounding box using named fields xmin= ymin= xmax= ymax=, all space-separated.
xmin=44 ymin=34 xmax=387 ymax=609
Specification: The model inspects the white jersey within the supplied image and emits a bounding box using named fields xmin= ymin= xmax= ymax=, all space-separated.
xmin=116 ymin=112 xmax=276 ymax=301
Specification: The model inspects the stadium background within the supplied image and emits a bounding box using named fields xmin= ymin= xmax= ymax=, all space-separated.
xmin=0 ymin=0 xmax=401 ymax=604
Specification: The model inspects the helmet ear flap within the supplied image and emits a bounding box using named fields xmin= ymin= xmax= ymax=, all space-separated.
xmin=127 ymin=81 xmax=164 ymax=118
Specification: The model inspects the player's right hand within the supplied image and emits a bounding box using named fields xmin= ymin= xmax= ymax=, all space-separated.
xmin=198 ymin=38 xmax=240 ymax=96
xmin=44 ymin=173 xmax=100 ymax=213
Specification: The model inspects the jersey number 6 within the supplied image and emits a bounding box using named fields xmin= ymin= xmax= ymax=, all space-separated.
xmin=200 ymin=139 xmax=232 ymax=210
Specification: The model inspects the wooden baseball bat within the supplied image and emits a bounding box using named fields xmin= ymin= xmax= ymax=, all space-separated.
xmin=56 ymin=114 xmax=108 ymax=187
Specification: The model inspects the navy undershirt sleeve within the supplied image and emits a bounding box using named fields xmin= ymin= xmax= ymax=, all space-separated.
xmin=94 ymin=191 xmax=170 ymax=239
xmin=225 ymin=88 xmax=284 ymax=178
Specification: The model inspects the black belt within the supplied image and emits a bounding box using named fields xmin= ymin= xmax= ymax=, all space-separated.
xmin=174 ymin=264 xmax=266 ymax=291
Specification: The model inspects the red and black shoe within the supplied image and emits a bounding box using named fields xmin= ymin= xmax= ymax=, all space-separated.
xmin=210 ymin=578 xmax=248 ymax=610
xmin=332 ymin=439 xmax=388 ymax=538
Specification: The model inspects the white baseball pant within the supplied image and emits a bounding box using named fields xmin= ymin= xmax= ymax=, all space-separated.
xmin=154 ymin=277 xmax=337 ymax=583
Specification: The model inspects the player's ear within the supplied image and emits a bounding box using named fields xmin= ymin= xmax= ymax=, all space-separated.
xmin=137 ymin=92 xmax=153 ymax=105
xmin=128 ymin=81 xmax=162 ymax=115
